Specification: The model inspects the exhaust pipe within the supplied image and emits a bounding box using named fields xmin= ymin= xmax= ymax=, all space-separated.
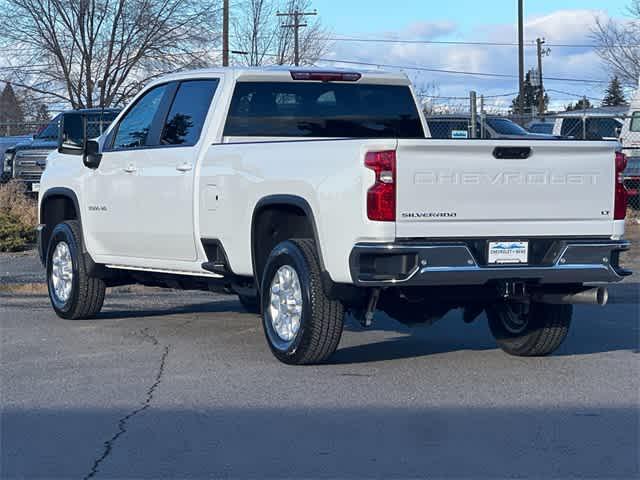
xmin=534 ymin=287 xmax=609 ymax=306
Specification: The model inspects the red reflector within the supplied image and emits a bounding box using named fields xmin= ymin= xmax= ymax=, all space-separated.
xmin=614 ymin=151 xmax=629 ymax=220
xmin=290 ymin=71 xmax=362 ymax=82
xmin=365 ymin=151 xmax=396 ymax=222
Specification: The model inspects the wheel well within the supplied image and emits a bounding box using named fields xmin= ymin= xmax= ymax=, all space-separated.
xmin=41 ymin=195 xmax=78 ymax=252
xmin=252 ymin=204 xmax=316 ymax=284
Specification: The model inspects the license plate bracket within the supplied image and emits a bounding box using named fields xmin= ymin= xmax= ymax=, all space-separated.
xmin=488 ymin=241 xmax=529 ymax=264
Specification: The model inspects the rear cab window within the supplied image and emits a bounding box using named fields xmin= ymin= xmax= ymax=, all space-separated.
xmin=223 ymin=81 xmax=425 ymax=138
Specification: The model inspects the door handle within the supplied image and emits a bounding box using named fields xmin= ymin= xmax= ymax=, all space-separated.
xmin=123 ymin=165 xmax=137 ymax=174
xmin=176 ymin=163 xmax=193 ymax=173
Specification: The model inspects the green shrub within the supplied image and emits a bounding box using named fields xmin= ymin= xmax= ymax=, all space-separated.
xmin=0 ymin=182 xmax=37 ymax=252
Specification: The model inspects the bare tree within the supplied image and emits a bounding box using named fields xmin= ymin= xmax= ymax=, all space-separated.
xmin=592 ymin=1 xmax=640 ymax=87
xmin=231 ymin=0 xmax=328 ymax=66
xmin=0 ymin=0 xmax=221 ymax=108
xmin=231 ymin=0 xmax=278 ymax=66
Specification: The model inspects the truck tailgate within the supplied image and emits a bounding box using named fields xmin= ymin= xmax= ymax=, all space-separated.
xmin=395 ymin=140 xmax=617 ymax=238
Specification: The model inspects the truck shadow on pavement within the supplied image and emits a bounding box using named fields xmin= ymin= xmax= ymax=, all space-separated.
xmin=333 ymin=300 xmax=639 ymax=364
xmin=2 ymin=406 xmax=638 ymax=479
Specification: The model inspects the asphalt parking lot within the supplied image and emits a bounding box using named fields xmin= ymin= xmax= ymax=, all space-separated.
xmin=1 ymin=239 xmax=639 ymax=479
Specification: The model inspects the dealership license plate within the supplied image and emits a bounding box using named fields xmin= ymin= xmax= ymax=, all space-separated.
xmin=31 ymin=183 xmax=40 ymax=193
xmin=488 ymin=241 xmax=528 ymax=264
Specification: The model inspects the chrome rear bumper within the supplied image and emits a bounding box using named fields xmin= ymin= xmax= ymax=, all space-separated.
xmin=349 ymin=239 xmax=631 ymax=286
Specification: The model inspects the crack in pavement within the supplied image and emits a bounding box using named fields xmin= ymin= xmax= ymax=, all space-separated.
xmin=83 ymin=331 xmax=169 ymax=480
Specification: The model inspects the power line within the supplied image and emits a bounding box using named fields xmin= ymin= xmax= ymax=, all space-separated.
xmin=277 ymin=9 xmax=317 ymax=66
xmin=313 ymin=56 xmax=610 ymax=84
xmin=325 ymin=36 xmax=640 ymax=49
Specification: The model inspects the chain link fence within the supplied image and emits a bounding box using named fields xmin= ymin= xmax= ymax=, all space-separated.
xmin=1 ymin=102 xmax=639 ymax=210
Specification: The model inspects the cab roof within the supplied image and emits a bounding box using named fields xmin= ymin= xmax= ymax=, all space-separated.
xmin=147 ymin=66 xmax=412 ymax=87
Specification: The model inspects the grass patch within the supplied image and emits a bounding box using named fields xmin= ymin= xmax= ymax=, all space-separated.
xmin=0 ymin=282 xmax=47 ymax=295
xmin=0 ymin=181 xmax=37 ymax=252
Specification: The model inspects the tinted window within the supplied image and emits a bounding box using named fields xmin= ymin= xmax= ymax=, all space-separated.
xmin=37 ymin=114 xmax=62 ymax=140
xmin=113 ymin=85 xmax=168 ymax=149
xmin=86 ymin=111 xmax=119 ymax=139
xmin=224 ymin=82 xmax=424 ymax=138
xmin=161 ymin=80 xmax=219 ymax=146
xmin=630 ymin=112 xmax=640 ymax=132
xmin=560 ymin=118 xmax=583 ymax=138
xmin=486 ymin=118 xmax=528 ymax=136
xmin=585 ymin=118 xmax=621 ymax=140
xmin=528 ymin=123 xmax=554 ymax=135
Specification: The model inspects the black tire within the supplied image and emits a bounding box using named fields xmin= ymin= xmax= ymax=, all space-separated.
xmin=46 ymin=220 xmax=105 ymax=320
xmin=487 ymin=302 xmax=572 ymax=357
xmin=238 ymin=294 xmax=260 ymax=314
xmin=260 ymin=239 xmax=344 ymax=365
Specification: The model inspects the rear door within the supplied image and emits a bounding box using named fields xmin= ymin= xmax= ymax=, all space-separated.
xmin=394 ymin=140 xmax=616 ymax=238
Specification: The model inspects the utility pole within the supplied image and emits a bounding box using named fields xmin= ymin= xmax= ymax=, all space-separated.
xmin=470 ymin=91 xmax=478 ymax=139
xmin=222 ymin=0 xmax=229 ymax=67
xmin=536 ymin=37 xmax=549 ymax=116
xmin=277 ymin=9 xmax=317 ymax=66
xmin=518 ymin=0 xmax=525 ymax=117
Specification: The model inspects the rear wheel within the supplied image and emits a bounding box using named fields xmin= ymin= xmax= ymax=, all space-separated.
xmin=487 ymin=302 xmax=572 ymax=357
xmin=46 ymin=221 xmax=105 ymax=320
xmin=260 ymin=239 xmax=344 ymax=365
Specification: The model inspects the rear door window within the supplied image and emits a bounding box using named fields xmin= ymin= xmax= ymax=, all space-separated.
xmin=224 ymin=82 xmax=424 ymax=138
xmin=585 ymin=118 xmax=621 ymax=140
xmin=160 ymin=79 xmax=219 ymax=146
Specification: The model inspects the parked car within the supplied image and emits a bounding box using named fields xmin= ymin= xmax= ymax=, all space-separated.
xmin=620 ymin=92 xmax=640 ymax=207
xmin=4 ymin=108 xmax=119 ymax=193
xmin=38 ymin=67 xmax=631 ymax=365
xmin=426 ymin=114 xmax=553 ymax=139
xmin=526 ymin=120 xmax=555 ymax=135
xmin=1 ymin=135 xmax=31 ymax=183
xmin=552 ymin=107 xmax=626 ymax=140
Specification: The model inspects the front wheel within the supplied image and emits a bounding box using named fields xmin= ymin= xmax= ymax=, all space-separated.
xmin=46 ymin=221 xmax=105 ymax=320
xmin=260 ymin=239 xmax=344 ymax=365
xmin=487 ymin=302 xmax=572 ymax=357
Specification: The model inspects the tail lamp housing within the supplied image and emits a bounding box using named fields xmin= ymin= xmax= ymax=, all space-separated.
xmin=614 ymin=151 xmax=629 ymax=220
xmin=365 ymin=150 xmax=396 ymax=222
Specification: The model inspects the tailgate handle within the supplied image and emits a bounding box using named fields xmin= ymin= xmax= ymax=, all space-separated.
xmin=493 ymin=147 xmax=531 ymax=159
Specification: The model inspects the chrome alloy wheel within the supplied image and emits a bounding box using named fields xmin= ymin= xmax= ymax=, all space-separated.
xmin=268 ymin=265 xmax=303 ymax=341
xmin=51 ymin=241 xmax=73 ymax=302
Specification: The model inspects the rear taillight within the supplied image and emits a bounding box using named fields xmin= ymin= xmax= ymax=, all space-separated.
xmin=614 ymin=151 xmax=629 ymax=220
xmin=365 ymin=150 xmax=396 ymax=222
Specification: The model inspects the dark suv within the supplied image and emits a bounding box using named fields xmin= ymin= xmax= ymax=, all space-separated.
xmin=3 ymin=108 xmax=119 ymax=192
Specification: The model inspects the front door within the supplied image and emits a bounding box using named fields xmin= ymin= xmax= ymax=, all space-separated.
xmin=86 ymin=78 xmax=219 ymax=263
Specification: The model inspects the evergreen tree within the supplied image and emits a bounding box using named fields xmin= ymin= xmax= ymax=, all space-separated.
xmin=34 ymin=104 xmax=50 ymax=123
xmin=0 ymin=83 xmax=25 ymax=132
xmin=565 ymin=98 xmax=593 ymax=111
xmin=602 ymin=76 xmax=627 ymax=106
xmin=511 ymin=70 xmax=550 ymax=115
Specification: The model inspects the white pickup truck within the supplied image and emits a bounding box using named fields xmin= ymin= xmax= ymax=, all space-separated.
xmin=38 ymin=67 xmax=632 ymax=365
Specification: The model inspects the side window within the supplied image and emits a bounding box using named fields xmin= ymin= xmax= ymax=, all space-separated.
xmin=112 ymin=85 xmax=168 ymax=149
xmin=160 ymin=79 xmax=219 ymax=146
xmin=631 ymin=112 xmax=640 ymax=132
xmin=561 ymin=118 xmax=582 ymax=138
xmin=585 ymin=118 xmax=620 ymax=139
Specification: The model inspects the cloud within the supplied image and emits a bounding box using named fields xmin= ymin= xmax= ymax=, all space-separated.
xmin=322 ymin=9 xmax=623 ymax=111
